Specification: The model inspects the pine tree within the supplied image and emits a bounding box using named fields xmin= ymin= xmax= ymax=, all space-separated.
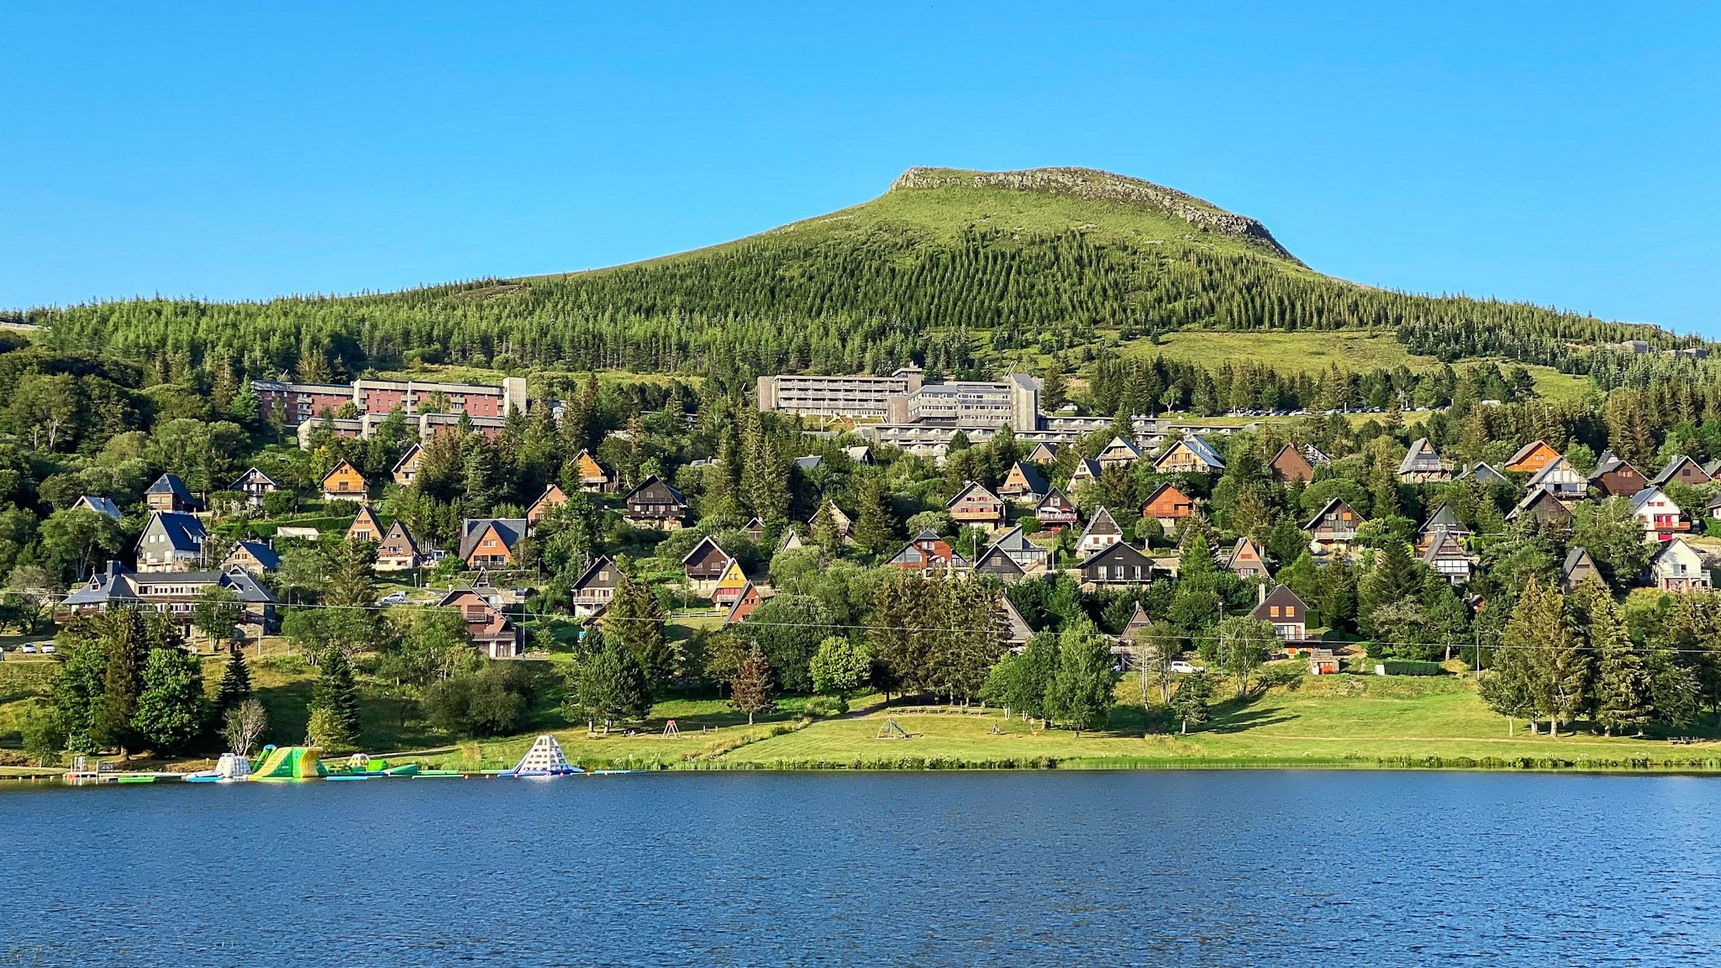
xmin=1358 ymin=542 xmax=1418 ymax=637
xmin=1579 ymin=581 xmax=1648 ymax=736
xmin=852 ymin=474 xmax=898 ymax=555
xmin=1170 ymin=670 xmax=1214 ymax=734
xmin=608 ymin=571 xmax=672 ymax=685
xmin=90 ymin=609 xmax=148 ymax=756
xmin=213 ymin=646 xmax=253 ymax=719
xmin=1178 ymin=531 xmax=1217 ymax=588
xmin=308 ymin=649 xmax=361 ymax=750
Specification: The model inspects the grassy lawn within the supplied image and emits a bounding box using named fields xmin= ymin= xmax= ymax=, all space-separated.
xmin=1126 ymin=330 xmax=1440 ymax=373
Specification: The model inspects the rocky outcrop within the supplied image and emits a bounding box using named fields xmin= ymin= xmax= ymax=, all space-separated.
xmin=888 ymin=166 xmax=1300 ymax=264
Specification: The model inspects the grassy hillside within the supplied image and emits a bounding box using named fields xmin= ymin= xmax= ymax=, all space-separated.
xmin=28 ymin=167 xmax=1687 ymax=387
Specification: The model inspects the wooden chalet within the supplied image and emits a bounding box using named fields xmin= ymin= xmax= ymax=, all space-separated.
xmin=1559 ymin=547 xmax=1602 ymax=592
xmin=391 ymin=444 xmax=424 ymax=486
xmin=229 ymin=467 xmax=279 ymax=507
xmin=1250 ymin=584 xmax=1308 ymax=643
xmin=436 ymin=588 xmax=523 ymax=658
xmin=999 ymin=597 xmax=1034 ymax=650
xmin=1096 ymin=436 xmax=1143 ymax=470
xmin=1154 ymin=435 xmax=1226 ymax=475
xmin=458 ymin=517 xmax=528 ymax=569
xmin=1078 ymin=540 xmax=1152 ymax=586
xmin=1649 ymin=538 xmax=1711 ymax=593
xmin=946 ymin=481 xmax=1008 ymax=529
xmin=145 ymin=473 xmax=202 ymax=513
xmin=320 ymin=460 xmax=368 ymax=504
xmin=809 ymin=499 xmax=853 ymax=542
xmin=1457 ymin=462 xmax=1508 ymax=487
xmin=1141 ymin=482 xmax=1196 ymax=530
xmin=1525 ymin=456 xmax=1587 ymax=500
xmin=571 ymin=555 xmax=620 ymax=617
xmin=1119 ymin=603 xmax=1152 ymax=644
xmin=1224 ymin=537 xmax=1271 ymax=580
xmin=1026 ymin=442 xmax=1059 ymax=464
xmin=778 ymin=528 xmax=805 ymax=552
xmin=1651 ymin=455 xmax=1714 ymax=488
xmin=1033 ymin=488 xmax=1080 ymax=529
xmin=1630 ymin=486 xmax=1688 ymax=542
xmin=1269 ymin=444 xmax=1315 ymax=484
xmin=887 ymin=530 xmax=967 ymax=576
xmin=1417 ymin=503 xmax=1468 ymax=552
xmin=972 ymin=544 xmax=1028 ymax=582
xmin=1420 ymin=529 xmax=1472 ymax=584
xmin=570 ymin=450 xmax=612 ymax=493
xmin=744 ymin=517 xmax=765 ymax=543
xmin=1506 ymin=488 xmax=1574 ymax=528
xmin=1076 ymin=506 xmax=1123 ymax=556
xmin=1589 ymin=450 xmax=1646 ymax=498
xmin=682 ymin=535 xmax=733 ymax=583
xmin=999 ymin=462 xmax=1050 ymax=504
xmin=376 ymin=521 xmax=421 ymax=571
xmin=220 ymin=540 xmax=280 ymax=575
xmin=984 ymin=525 xmax=1049 ymax=572
xmin=1067 ymin=458 xmax=1102 ymax=491
xmin=526 ymin=484 xmax=568 ymax=528
xmin=1397 ymin=438 xmax=1450 ymax=483
xmin=1504 ymin=440 xmax=1562 ymax=475
xmin=74 ymin=495 xmax=121 ymax=520
xmin=623 ymin=475 xmax=688 ymax=531
xmin=710 ymin=559 xmax=750 ymax=608
xmin=346 ymin=506 xmax=384 ymax=543
xmin=724 ymin=582 xmax=765 ymax=624
xmin=1305 ymin=498 xmax=1362 ymax=553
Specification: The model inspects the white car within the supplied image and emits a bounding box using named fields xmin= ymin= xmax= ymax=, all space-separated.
xmin=380 ymin=592 xmax=409 ymax=605
xmin=40 ymin=643 xmax=56 ymax=655
xmin=1169 ymin=661 xmax=1202 ymax=674
xmin=19 ymin=644 xmax=36 ymax=654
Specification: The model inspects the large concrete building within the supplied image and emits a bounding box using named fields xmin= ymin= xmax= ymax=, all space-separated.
xmin=885 ymin=373 xmax=1042 ymax=433
xmin=256 ymin=376 xmax=528 ymax=428
xmin=756 ymin=368 xmax=923 ymax=420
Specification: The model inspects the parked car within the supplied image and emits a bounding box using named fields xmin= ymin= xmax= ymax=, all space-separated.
xmin=379 ymin=591 xmax=409 ymax=605
xmin=1169 ymin=661 xmax=1202 ymax=674
xmin=20 ymin=644 xmax=36 ymax=654
xmin=40 ymin=643 xmax=56 ymax=654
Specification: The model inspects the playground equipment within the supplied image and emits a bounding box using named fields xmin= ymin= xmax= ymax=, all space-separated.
xmin=248 ymin=746 xmax=327 ymax=781
xmin=186 ymin=753 xmax=253 ymax=783
xmin=499 ymin=735 xmax=583 ymax=778
xmin=326 ymin=753 xmax=421 ymax=781
xmin=875 ymin=719 xmax=912 ymax=740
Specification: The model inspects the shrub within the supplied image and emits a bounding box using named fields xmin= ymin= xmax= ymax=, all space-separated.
xmin=802 ymin=696 xmax=849 ymax=718
xmin=1378 ymin=659 xmax=1445 ymax=676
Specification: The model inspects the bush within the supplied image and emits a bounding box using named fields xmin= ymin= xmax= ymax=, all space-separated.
xmin=262 ymin=491 xmax=297 ymax=517
xmin=802 ymin=696 xmax=849 ymax=718
xmin=1378 ymin=659 xmax=1445 ymax=677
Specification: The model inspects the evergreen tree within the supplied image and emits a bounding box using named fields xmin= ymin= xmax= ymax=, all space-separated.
xmin=133 ymin=647 xmax=208 ymax=754
xmin=213 ymin=645 xmax=253 ymax=720
xmin=607 ymin=571 xmax=672 ymax=685
xmin=308 ymin=648 xmax=361 ymax=750
xmin=1358 ymin=542 xmax=1419 ymax=638
xmin=90 ymin=609 xmax=148 ymax=756
xmin=1170 ymin=670 xmax=1214 ymax=734
xmin=1178 ymin=531 xmax=1217 ymax=588
xmin=566 ymin=635 xmax=652 ymax=732
xmin=852 ymin=475 xmax=898 ymax=555
xmin=1577 ymin=581 xmax=1648 ymax=736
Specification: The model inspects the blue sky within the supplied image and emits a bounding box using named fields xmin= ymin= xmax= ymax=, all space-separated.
xmin=3 ymin=2 xmax=1716 ymax=334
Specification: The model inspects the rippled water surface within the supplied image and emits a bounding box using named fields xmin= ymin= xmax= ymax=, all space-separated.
xmin=4 ymin=771 xmax=1719 ymax=966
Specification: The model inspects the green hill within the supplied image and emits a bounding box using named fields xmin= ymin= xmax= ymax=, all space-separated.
xmin=22 ymin=166 xmax=1697 ymax=387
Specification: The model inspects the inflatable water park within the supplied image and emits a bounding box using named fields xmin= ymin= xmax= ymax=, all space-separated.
xmin=53 ymin=735 xmax=641 ymax=786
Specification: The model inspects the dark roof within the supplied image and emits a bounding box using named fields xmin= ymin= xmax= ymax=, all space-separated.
xmin=141 ymin=510 xmax=208 ymax=553
xmin=681 ymin=535 xmax=730 ymax=565
xmin=1008 ymin=462 xmax=1049 ymax=495
xmin=457 ymin=518 xmax=528 ymax=560
xmin=63 ymin=560 xmax=275 ymax=607
xmin=1249 ymin=584 xmax=1306 ymax=622
xmin=75 ymin=496 xmax=121 ymax=520
xmin=228 ymin=540 xmax=281 ymax=571
xmin=1077 ymin=540 xmax=1152 ymax=570
xmin=229 ymin=467 xmax=278 ymax=489
xmin=571 ymin=555 xmax=618 ymax=591
xmin=1651 ymin=456 xmax=1709 ymax=486
xmin=1561 ymin=546 xmax=1597 ymax=578
xmin=623 ymin=475 xmax=686 ymax=506
xmin=146 ymin=473 xmax=194 ymax=499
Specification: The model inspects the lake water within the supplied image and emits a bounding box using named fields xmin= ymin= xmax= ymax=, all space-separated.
xmin=2 ymin=771 xmax=1718 ymax=966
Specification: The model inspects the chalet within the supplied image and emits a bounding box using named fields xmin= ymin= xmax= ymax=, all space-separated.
xmin=985 ymin=525 xmax=1050 ymax=572
xmin=1026 ymin=442 xmax=1059 ymax=464
xmin=376 ymin=521 xmax=422 ymax=571
xmin=778 ymin=529 xmax=805 ymax=552
xmin=1709 ymin=492 xmax=1721 ymax=521
xmin=1141 ymin=483 xmax=1196 ymax=530
xmin=1525 ymin=456 xmax=1587 ymax=500
xmin=1154 ymin=435 xmax=1226 ymax=475
xmin=458 ymin=518 xmax=528 ymax=569
xmin=1224 ymin=537 xmax=1271 ymax=580
xmin=1067 ymin=458 xmax=1102 ymax=490
xmin=1457 ymin=462 xmax=1508 ymax=487
xmin=1506 ymin=488 xmax=1574 ymax=528
xmin=743 ymin=517 xmax=765 ymax=543
xmin=1269 ymin=444 xmax=1315 ymax=484
xmin=808 ymin=499 xmax=853 ymax=542
xmin=346 ymin=506 xmax=384 ymax=543
xmin=793 ymin=455 xmax=823 ymax=474
xmin=724 ymin=582 xmax=765 ymax=624
xmin=1590 ymin=450 xmax=1647 ymax=498
xmin=571 ymin=556 xmax=620 ymax=617
xmin=844 ymin=445 xmax=873 ymax=465
xmin=1076 ymin=507 xmax=1123 ymax=556
xmin=391 ymin=444 xmax=424 ymax=486
xmin=623 ymin=476 xmax=688 ymax=531
xmin=220 ymin=540 xmax=280 ymax=575
xmin=1505 ymin=440 xmax=1562 ymax=475
xmin=1305 ymin=499 xmax=1362 ymax=553
xmin=1560 ymin=547 xmax=1602 ymax=591
xmin=1651 ymin=455 xmax=1713 ymax=488
xmin=136 ymin=511 xmax=209 ymax=573
xmin=1078 ymin=541 xmax=1152 ymax=586
xmin=946 ymin=481 xmax=1008 ymax=529
xmin=1630 ymin=487 xmax=1687 ymax=542
xmin=228 ymin=467 xmax=279 ymax=507
xmin=1033 ymin=488 xmax=1080 ymax=529
xmin=1304 ymin=444 xmax=1332 ymax=466
xmin=73 ymin=495 xmax=121 ymax=520
xmin=972 ymin=544 xmax=1027 ymax=582
xmin=526 ymin=484 xmax=568 ymax=529
xmin=1250 ymin=584 xmax=1308 ymax=643
xmin=886 ymin=530 xmax=968 ymax=576
xmin=436 ymin=588 xmax=523 ymax=658
xmin=1649 ymin=538 xmax=1711 ymax=593
xmin=999 ymin=597 xmax=1034 ymax=649
xmin=1418 ymin=502 xmax=1468 ymax=546
xmin=1096 ymin=436 xmax=1143 ymax=470
xmin=61 ymin=560 xmax=277 ymax=635
xmin=320 ymin=460 xmax=368 ymax=504
xmin=1420 ymin=529 xmax=1472 ymax=584
xmin=145 ymin=473 xmax=202 ymax=513
xmin=710 ymin=559 xmax=750 ymax=607
xmin=681 ymin=536 xmax=733 ymax=583
xmin=1119 ymin=603 xmax=1152 ymax=643
xmin=1397 ymin=438 xmax=1450 ymax=483
xmin=999 ymin=462 xmax=1049 ymax=504
xmin=569 ymin=450 xmax=612 ymax=493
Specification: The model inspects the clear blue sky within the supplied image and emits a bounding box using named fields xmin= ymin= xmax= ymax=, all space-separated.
xmin=3 ymin=2 xmax=1716 ymax=334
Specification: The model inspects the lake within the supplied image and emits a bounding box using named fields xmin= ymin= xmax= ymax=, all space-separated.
xmin=2 ymin=771 xmax=1717 ymax=966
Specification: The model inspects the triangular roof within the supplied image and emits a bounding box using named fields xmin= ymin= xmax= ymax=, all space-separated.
xmin=1419 ymin=529 xmax=1467 ymax=566
xmin=1651 ymin=455 xmax=1712 ymax=486
xmin=457 ymin=517 xmax=528 ymax=560
xmin=1026 ymin=442 xmax=1059 ymax=463
xmin=974 ymin=544 xmax=1027 ymax=577
xmin=571 ymin=555 xmax=617 ymax=592
xmin=1651 ymin=537 xmax=1704 ymax=570
xmin=1397 ymin=438 xmax=1445 ymax=474
xmin=778 ymin=529 xmax=805 ymax=551
xmin=229 ymin=466 xmax=278 ymax=489
xmin=844 ymin=445 xmax=872 ymax=464
xmin=146 ymin=472 xmax=195 ymax=499
xmin=225 ymin=540 xmax=281 ymax=571
xmin=1304 ymin=498 xmax=1361 ymax=532
xmin=680 ymin=534 xmax=730 ymax=566
xmin=1224 ymin=536 xmax=1269 ymax=575
xmin=571 ymin=449 xmax=609 ymax=478
xmin=527 ymin=483 xmax=568 ymax=517
xmin=945 ymin=480 xmax=1003 ymax=510
xmin=74 ymin=495 xmax=121 ymax=520
xmin=999 ymin=596 xmax=1033 ymax=644
xmin=346 ymin=506 xmax=383 ymax=541
xmin=712 ymin=558 xmax=749 ymax=593
xmin=1079 ymin=506 xmax=1122 ymax=541
xmin=1630 ymin=485 xmax=1681 ymax=515
xmin=1068 ymin=458 xmax=1102 ymax=482
xmin=391 ymin=443 xmax=423 ymax=474
xmin=988 ymin=524 xmax=1035 ymax=555
xmin=1457 ymin=461 xmax=1507 ymax=486
xmin=139 ymin=510 xmax=207 ymax=553
xmin=809 ymin=498 xmax=852 ymax=531
xmin=793 ymin=455 xmax=823 ymax=472
xmin=1003 ymin=462 xmax=1049 ymax=496
xmin=1155 ymin=435 xmax=1226 ymax=472
xmin=1121 ymin=602 xmax=1152 ymax=640
xmin=1526 ymin=455 xmax=1584 ymax=489
xmin=379 ymin=520 xmax=419 ymax=557
xmin=1078 ymin=540 xmax=1153 ymax=570
xmin=320 ymin=459 xmax=364 ymax=486
xmin=1100 ymin=435 xmax=1142 ymax=458
xmin=1249 ymin=584 xmax=1306 ymax=622
xmin=1421 ymin=502 xmax=1464 ymax=533
xmin=1142 ymin=481 xmax=1194 ymax=510
xmin=1506 ymin=439 xmax=1561 ymax=469
xmin=1507 ymin=488 xmax=1573 ymax=524
xmin=1304 ymin=444 xmax=1332 ymax=465
xmin=724 ymin=582 xmax=765 ymax=624
xmin=1035 ymin=486 xmax=1075 ymax=511
xmin=1561 ymin=546 xmax=1598 ymax=581
xmin=1269 ymin=444 xmax=1315 ymax=482
xmin=623 ymin=474 xmax=685 ymax=506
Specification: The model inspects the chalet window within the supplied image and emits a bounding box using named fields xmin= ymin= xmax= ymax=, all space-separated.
xmin=1270 ymin=606 xmax=1281 ymax=617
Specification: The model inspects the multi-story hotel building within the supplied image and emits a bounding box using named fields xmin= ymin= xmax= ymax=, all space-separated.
xmin=255 ymin=376 xmax=528 ymax=428
xmin=756 ymin=367 xmax=923 ymax=420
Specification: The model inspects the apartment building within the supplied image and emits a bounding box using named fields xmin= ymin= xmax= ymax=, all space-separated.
xmin=256 ymin=376 xmax=528 ymax=428
xmin=756 ymin=367 xmax=923 ymax=420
